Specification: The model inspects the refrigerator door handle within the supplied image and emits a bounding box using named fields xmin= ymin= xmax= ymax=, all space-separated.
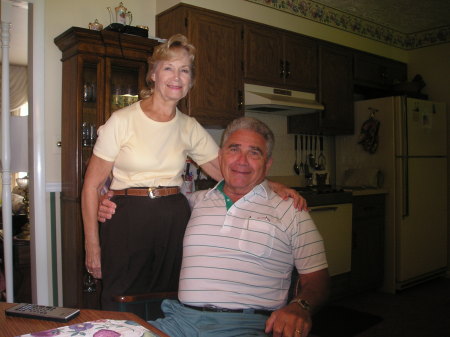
xmin=401 ymin=97 xmax=409 ymax=218
xmin=402 ymin=156 xmax=409 ymax=217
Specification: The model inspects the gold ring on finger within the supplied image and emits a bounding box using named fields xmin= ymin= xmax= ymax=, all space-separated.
xmin=295 ymin=329 xmax=302 ymax=335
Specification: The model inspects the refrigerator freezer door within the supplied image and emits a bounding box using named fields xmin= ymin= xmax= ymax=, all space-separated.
xmin=396 ymin=156 xmax=448 ymax=285
xmin=404 ymin=98 xmax=447 ymax=157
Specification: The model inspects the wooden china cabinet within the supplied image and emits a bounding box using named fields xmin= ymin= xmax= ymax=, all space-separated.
xmin=54 ymin=27 xmax=159 ymax=309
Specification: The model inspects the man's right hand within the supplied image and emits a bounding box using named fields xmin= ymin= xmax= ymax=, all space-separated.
xmin=97 ymin=190 xmax=117 ymax=222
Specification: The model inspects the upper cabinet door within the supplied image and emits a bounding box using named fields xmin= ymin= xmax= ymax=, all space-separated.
xmin=243 ymin=23 xmax=317 ymax=92
xmin=319 ymin=44 xmax=354 ymax=134
xmin=187 ymin=10 xmax=243 ymax=127
xmin=243 ymin=23 xmax=284 ymax=87
xmin=354 ymin=52 xmax=407 ymax=88
xmin=157 ymin=5 xmax=243 ymax=128
xmin=284 ymin=33 xmax=318 ymax=91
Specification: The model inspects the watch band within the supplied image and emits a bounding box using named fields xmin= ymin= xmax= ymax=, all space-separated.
xmin=289 ymin=298 xmax=311 ymax=311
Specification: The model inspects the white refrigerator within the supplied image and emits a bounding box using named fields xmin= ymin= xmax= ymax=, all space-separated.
xmin=335 ymin=96 xmax=448 ymax=293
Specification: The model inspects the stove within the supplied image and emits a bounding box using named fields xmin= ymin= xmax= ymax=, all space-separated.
xmin=292 ymin=185 xmax=353 ymax=206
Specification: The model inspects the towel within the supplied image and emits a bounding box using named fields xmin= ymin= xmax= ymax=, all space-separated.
xmin=18 ymin=320 xmax=159 ymax=337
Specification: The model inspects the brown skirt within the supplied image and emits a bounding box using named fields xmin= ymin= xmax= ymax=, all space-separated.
xmin=100 ymin=192 xmax=190 ymax=311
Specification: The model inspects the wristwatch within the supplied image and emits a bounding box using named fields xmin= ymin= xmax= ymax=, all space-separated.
xmin=290 ymin=298 xmax=311 ymax=311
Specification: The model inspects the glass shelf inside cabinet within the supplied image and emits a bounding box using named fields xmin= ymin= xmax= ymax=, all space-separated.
xmin=110 ymin=65 xmax=140 ymax=113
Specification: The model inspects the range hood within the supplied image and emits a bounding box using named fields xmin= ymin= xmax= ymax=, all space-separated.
xmin=244 ymin=83 xmax=324 ymax=116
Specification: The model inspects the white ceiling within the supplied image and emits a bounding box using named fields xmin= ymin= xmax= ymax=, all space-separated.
xmin=4 ymin=0 xmax=450 ymax=65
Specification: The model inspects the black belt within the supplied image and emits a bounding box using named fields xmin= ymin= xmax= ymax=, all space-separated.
xmin=113 ymin=186 xmax=180 ymax=199
xmin=183 ymin=303 xmax=272 ymax=316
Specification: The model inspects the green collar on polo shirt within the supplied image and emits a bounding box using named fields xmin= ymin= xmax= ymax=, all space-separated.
xmin=216 ymin=181 xmax=234 ymax=210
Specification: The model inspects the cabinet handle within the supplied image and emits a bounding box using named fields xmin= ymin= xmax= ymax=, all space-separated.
xmin=285 ymin=60 xmax=290 ymax=79
xmin=56 ymin=141 xmax=62 ymax=147
xmin=280 ymin=60 xmax=285 ymax=78
xmin=238 ymin=90 xmax=243 ymax=110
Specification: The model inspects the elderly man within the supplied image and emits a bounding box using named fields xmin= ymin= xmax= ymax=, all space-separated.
xmin=99 ymin=117 xmax=329 ymax=337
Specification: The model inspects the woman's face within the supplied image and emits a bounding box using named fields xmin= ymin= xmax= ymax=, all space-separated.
xmin=151 ymin=49 xmax=192 ymax=103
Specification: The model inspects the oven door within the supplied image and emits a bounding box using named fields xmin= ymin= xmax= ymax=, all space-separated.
xmin=309 ymin=203 xmax=352 ymax=276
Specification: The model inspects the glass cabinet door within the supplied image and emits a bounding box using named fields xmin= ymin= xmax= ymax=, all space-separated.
xmin=78 ymin=56 xmax=104 ymax=308
xmin=80 ymin=57 xmax=147 ymax=177
xmin=81 ymin=57 xmax=104 ymax=178
xmin=105 ymin=58 xmax=147 ymax=120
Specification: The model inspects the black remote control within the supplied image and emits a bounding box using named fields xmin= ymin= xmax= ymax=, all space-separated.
xmin=5 ymin=303 xmax=80 ymax=322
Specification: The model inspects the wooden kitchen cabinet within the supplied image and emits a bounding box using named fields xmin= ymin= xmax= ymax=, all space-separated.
xmin=54 ymin=27 xmax=159 ymax=309
xmin=288 ymin=43 xmax=353 ymax=135
xmin=319 ymin=43 xmax=354 ymax=134
xmin=157 ymin=4 xmax=244 ymax=128
xmin=243 ymin=22 xmax=318 ymax=92
xmin=351 ymin=194 xmax=385 ymax=294
xmin=354 ymin=51 xmax=407 ymax=89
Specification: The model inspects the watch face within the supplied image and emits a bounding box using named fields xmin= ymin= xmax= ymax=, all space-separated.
xmin=299 ymin=299 xmax=311 ymax=311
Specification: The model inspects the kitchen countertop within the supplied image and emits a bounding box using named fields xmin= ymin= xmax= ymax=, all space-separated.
xmin=345 ymin=188 xmax=388 ymax=196
xmin=293 ymin=187 xmax=353 ymax=206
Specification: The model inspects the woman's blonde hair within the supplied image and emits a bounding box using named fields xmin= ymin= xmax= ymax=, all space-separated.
xmin=140 ymin=34 xmax=196 ymax=99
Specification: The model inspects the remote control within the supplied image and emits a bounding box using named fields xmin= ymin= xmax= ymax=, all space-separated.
xmin=5 ymin=303 xmax=80 ymax=322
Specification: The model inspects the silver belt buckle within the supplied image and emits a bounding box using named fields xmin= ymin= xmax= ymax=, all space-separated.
xmin=148 ymin=187 xmax=160 ymax=199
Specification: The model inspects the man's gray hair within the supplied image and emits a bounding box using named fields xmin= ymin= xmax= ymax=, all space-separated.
xmin=221 ymin=117 xmax=275 ymax=158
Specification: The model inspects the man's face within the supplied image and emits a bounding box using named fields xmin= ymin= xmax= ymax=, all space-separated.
xmin=219 ymin=129 xmax=273 ymax=197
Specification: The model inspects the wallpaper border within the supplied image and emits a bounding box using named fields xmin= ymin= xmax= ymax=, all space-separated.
xmin=245 ymin=0 xmax=450 ymax=50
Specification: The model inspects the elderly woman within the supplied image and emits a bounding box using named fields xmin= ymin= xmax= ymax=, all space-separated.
xmin=82 ymin=34 xmax=305 ymax=310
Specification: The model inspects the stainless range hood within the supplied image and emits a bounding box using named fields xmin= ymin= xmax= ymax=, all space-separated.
xmin=244 ymin=83 xmax=324 ymax=116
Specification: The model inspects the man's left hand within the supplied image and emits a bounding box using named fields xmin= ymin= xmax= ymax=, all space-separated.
xmin=265 ymin=302 xmax=312 ymax=337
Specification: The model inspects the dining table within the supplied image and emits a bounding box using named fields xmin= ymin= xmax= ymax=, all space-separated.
xmin=0 ymin=302 xmax=169 ymax=337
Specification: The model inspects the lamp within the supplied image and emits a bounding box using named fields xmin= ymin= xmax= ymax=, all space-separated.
xmin=10 ymin=115 xmax=29 ymax=240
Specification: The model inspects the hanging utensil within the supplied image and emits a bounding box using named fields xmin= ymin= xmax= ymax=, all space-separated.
xmin=293 ymin=135 xmax=300 ymax=175
xmin=308 ymin=135 xmax=315 ymax=168
xmin=304 ymin=135 xmax=310 ymax=178
xmin=318 ymin=135 xmax=326 ymax=170
xmin=314 ymin=135 xmax=320 ymax=170
xmin=299 ymin=135 xmax=304 ymax=174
